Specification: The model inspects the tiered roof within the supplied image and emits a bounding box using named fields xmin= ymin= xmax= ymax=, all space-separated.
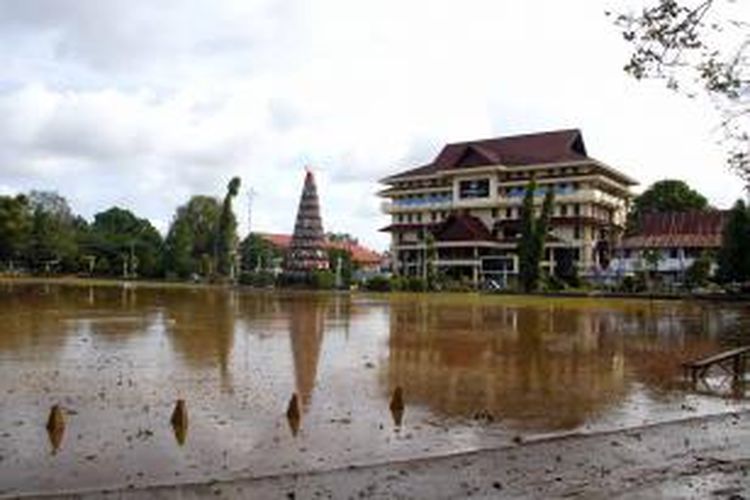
xmin=283 ymin=171 xmax=329 ymax=275
xmin=383 ymin=129 xmax=637 ymax=185
xmin=620 ymin=211 xmax=727 ymax=249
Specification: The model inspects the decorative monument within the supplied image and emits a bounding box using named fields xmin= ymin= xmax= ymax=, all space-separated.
xmin=282 ymin=169 xmax=329 ymax=281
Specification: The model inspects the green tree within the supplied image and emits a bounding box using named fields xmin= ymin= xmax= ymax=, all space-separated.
xmin=641 ymin=248 xmax=664 ymax=291
xmin=164 ymin=195 xmax=222 ymax=279
xmin=517 ymin=181 xmax=555 ymax=292
xmin=327 ymin=247 xmax=354 ymax=288
xmin=610 ymin=1 xmax=748 ymax=179
xmin=239 ymin=233 xmax=282 ymax=272
xmin=685 ymin=251 xmax=713 ymax=289
xmin=27 ymin=191 xmax=79 ymax=272
xmin=84 ymin=207 xmax=164 ymax=278
xmin=217 ymin=177 xmax=241 ymax=278
xmin=629 ymin=180 xmax=709 ymax=232
xmin=0 ymin=195 xmax=32 ymax=269
xmin=717 ymin=200 xmax=750 ymax=283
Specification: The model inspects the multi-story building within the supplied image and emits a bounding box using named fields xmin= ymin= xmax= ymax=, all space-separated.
xmin=378 ymin=129 xmax=637 ymax=286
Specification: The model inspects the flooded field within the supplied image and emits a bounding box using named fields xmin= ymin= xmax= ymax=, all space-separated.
xmin=1 ymin=282 xmax=749 ymax=496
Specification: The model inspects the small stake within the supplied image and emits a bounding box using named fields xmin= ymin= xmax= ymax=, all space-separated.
xmin=170 ymin=399 xmax=188 ymax=445
xmin=286 ymin=393 xmax=301 ymax=436
xmin=46 ymin=404 xmax=65 ymax=453
xmin=390 ymin=387 xmax=405 ymax=426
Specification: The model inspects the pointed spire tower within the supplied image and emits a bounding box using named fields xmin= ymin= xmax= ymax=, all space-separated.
xmin=283 ymin=169 xmax=329 ymax=280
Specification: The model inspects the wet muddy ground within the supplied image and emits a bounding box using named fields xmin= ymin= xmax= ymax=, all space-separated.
xmin=1 ymin=282 xmax=749 ymax=497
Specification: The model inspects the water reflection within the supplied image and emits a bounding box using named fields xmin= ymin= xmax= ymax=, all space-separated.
xmin=287 ymin=296 xmax=326 ymax=410
xmin=385 ymin=298 xmax=750 ymax=431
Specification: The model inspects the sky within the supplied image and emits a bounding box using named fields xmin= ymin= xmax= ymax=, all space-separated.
xmin=0 ymin=0 xmax=746 ymax=251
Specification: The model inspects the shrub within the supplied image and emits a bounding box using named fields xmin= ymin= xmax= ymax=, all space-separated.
xmin=406 ymin=277 xmax=427 ymax=292
xmin=312 ymin=270 xmax=336 ymax=290
xmin=363 ymin=275 xmax=391 ymax=292
xmin=239 ymin=271 xmax=276 ymax=287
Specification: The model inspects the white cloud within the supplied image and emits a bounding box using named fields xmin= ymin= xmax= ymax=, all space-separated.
xmin=0 ymin=0 xmax=745 ymax=250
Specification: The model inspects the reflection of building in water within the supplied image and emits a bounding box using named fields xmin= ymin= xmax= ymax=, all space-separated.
xmin=287 ymin=297 xmax=326 ymax=410
xmin=385 ymin=302 xmax=630 ymax=431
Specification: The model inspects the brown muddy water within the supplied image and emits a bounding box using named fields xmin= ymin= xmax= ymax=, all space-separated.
xmin=1 ymin=282 xmax=749 ymax=496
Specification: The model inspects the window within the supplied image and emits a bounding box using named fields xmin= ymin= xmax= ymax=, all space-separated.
xmin=574 ymin=204 xmax=580 ymax=216
xmin=574 ymin=225 xmax=581 ymax=239
xmin=560 ymin=204 xmax=568 ymax=216
xmin=459 ymin=179 xmax=490 ymax=199
xmin=669 ymin=249 xmax=678 ymax=259
xmin=492 ymin=208 xmax=498 ymax=218
xmin=506 ymin=208 xmax=513 ymax=219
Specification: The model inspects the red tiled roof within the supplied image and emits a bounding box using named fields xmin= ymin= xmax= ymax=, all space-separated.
xmin=258 ymin=233 xmax=381 ymax=265
xmin=385 ymin=129 xmax=590 ymax=180
xmin=433 ymin=213 xmax=493 ymax=242
xmin=620 ymin=211 xmax=727 ymax=249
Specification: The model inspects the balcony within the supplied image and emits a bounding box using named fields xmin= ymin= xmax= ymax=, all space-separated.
xmin=381 ymin=195 xmax=453 ymax=213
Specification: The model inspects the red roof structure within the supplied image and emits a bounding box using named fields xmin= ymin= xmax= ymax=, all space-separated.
xmin=620 ymin=211 xmax=727 ymax=249
xmin=382 ymin=129 xmax=635 ymax=184
xmin=433 ymin=213 xmax=493 ymax=242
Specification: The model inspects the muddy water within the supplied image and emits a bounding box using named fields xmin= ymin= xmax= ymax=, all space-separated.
xmin=0 ymin=283 xmax=749 ymax=496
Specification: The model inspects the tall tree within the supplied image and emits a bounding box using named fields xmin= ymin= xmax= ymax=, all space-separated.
xmin=517 ymin=181 xmax=556 ymax=292
xmin=164 ymin=195 xmax=222 ymax=279
xmin=0 ymin=195 xmax=32 ymax=269
xmin=217 ymin=177 xmax=241 ymax=277
xmin=27 ymin=191 xmax=79 ymax=272
xmin=717 ymin=199 xmax=750 ymax=283
xmin=610 ymin=1 xmax=749 ymax=180
xmin=629 ymin=179 xmax=709 ymax=230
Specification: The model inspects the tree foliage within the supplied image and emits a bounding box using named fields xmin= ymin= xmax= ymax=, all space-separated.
xmin=217 ymin=177 xmax=241 ymax=277
xmin=610 ymin=0 xmax=749 ymax=179
xmin=239 ymin=233 xmax=282 ymax=272
xmin=27 ymin=191 xmax=79 ymax=272
xmin=630 ymin=179 xmax=709 ymax=230
xmin=164 ymin=195 xmax=222 ymax=279
xmin=83 ymin=207 xmax=163 ymax=278
xmin=0 ymin=195 xmax=32 ymax=267
xmin=717 ymin=199 xmax=750 ymax=283
xmin=517 ymin=181 xmax=555 ymax=292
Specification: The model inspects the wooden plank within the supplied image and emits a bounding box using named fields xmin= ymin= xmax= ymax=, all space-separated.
xmin=682 ymin=346 xmax=750 ymax=369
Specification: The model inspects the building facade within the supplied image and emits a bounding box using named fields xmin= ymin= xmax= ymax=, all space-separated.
xmin=608 ymin=211 xmax=727 ymax=285
xmin=378 ymin=130 xmax=637 ymax=286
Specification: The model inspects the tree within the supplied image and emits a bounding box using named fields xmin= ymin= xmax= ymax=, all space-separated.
xmin=239 ymin=233 xmax=282 ymax=272
xmin=84 ymin=207 xmax=164 ymax=278
xmin=27 ymin=191 xmax=79 ymax=272
xmin=610 ymin=1 xmax=749 ymax=180
xmin=164 ymin=195 xmax=222 ymax=279
xmin=717 ymin=199 xmax=750 ymax=283
xmin=327 ymin=247 xmax=354 ymax=288
xmin=517 ymin=181 xmax=555 ymax=292
xmin=629 ymin=179 xmax=709 ymax=231
xmin=685 ymin=251 xmax=713 ymax=289
xmin=0 ymin=195 xmax=32 ymax=269
xmin=217 ymin=177 xmax=241 ymax=278
xmin=641 ymin=248 xmax=664 ymax=291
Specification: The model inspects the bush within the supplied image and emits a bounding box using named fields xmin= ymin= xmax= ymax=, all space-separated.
xmin=363 ymin=275 xmax=391 ymax=292
xmin=239 ymin=271 xmax=276 ymax=287
xmin=312 ymin=270 xmax=336 ymax=290
xmin=405 ymin=277 xmax=427 ymax=292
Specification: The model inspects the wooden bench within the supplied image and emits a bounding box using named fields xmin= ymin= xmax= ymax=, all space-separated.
xmin=682 ymin=346 xmax=750 ymax=383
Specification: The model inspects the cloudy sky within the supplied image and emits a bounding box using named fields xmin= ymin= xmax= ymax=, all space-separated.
xmin=0 ymin=0 xmax=745 ymax=250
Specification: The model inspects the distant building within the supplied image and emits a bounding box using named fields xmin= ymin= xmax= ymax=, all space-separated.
xmin=378 ymin=129 xmax=637 ymax=286
xmin=283 ymin=171 xmax=329 ymax=280
xmin=608 ymin=211 xmax=727 ymax=284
